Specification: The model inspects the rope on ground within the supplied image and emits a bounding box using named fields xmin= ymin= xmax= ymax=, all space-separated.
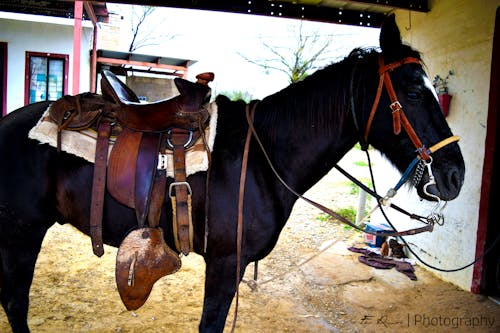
xmin=242 ymin=239 xmax=341 ymax=291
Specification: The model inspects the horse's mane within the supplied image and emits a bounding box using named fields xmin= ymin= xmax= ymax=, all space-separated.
xmin=256 ymin=47 xmax=380 ymax=141
xmin=256 ymin=43 xmax=422 ymax=142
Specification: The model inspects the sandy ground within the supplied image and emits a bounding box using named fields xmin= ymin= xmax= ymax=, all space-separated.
xmin=1 ymin=150 xmax=499 ymax=333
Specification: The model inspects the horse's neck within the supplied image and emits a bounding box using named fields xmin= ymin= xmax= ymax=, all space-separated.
xmin=252 ymin=97 xmax=358 ymax=195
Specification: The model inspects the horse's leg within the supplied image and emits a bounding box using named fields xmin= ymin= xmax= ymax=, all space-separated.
xmin=199 ymin=255 xmax=247 ymax=333
xmin=0 ymin=223 xmax=49 ymax=333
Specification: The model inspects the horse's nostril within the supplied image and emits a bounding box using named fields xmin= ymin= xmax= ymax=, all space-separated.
xmin=448 ymin=168 xmax=462 ymax=192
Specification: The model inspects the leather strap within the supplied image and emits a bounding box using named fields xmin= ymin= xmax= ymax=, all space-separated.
xmin=90 ymin=121 xmax=111 ymax=257
xmin=230 ymin=102 xmax=257 ymax=333
xmin=169 ymin=129 xmax=193 ymax=255
xmin=148 ymin=169 xmax=166 ymax=228
xmin=365 ymin=55 xmax=430 ymax=161
xmin=148 ymin=135 xmax=167 ymax=229
xmin=364 ymin=71 xmax=385 ymax=141
xmin=135 ymin=133 xmax=161 ymax=226
xmin=243 ymin=102 xmax=435 ymax=239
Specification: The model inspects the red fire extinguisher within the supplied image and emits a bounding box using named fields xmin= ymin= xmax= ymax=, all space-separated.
xmin=433 ymin=72 xmax=453 ymax=117
xmin=438 ymin=93 xmax=452 ymax=117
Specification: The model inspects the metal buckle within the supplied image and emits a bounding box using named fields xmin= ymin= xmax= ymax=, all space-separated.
xmin=157 ymin=153 xmax=168 ymax=170
xmin=389 ymin=101 xmax=402 ymax=113
xmin=169 ymin=181 xmax=192 ymax=198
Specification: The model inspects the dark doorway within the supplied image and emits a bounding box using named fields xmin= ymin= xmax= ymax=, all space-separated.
xmin=0 ymin=42 xmax=6 ymax=116
xmin=481 ymin=7 xmax=500 ymax=298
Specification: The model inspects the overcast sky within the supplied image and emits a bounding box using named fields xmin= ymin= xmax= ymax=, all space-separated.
xmin=106 ymin=4 xmax=380 ymax=99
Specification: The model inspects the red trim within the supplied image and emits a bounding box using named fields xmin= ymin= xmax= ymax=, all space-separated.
xmin=1 ymin=42 xmax=7 ymax=116
xmin=64 ymin=54 xmax=70 ymax=95
xmin=83 ymin=1 xmax=99 ymax=93
xmin=24 ymin=51 xmax=69 ymax=105
xmin=24 ymin=53 xmax=29 ymax=105
xmin=90 ymin=27 xmax=98 ymax=93
xmin=472 ymin=7 xmax=500 ymax=294
xmin=72 ymin=1 xmax=83 ymax=95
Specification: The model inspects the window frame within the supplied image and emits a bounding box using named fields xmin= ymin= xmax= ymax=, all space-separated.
xmin=24 ymin=51 xmax=69 ymax=105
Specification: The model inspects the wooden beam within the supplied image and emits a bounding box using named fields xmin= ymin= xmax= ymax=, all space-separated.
xmin=72 ymin=1 xmax=83 ymax=95
xmin=83 ymin=1 xmax=98 ymax=24
xmin=83 ymin=2 xmax=98 ymax=93
xmin=96 ymin=57 xmax=189 ymax=73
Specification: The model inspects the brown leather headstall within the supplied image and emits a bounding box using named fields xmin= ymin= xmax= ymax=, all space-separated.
xmin=364 ymin=55 xmax=430 ymax=161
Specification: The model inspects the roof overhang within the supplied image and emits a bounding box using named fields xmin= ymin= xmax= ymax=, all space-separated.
xmin=0 ymin=0 xmax=109 ymax=22
xmin=101 ymin=0 xmax=429 ymax=28
xmin=96 ymin=49 xmax=196 ymax=78
xmin=0 ymin=1 xmax=428 ymax=28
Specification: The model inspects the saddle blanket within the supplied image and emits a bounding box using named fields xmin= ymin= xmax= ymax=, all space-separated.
xmin=28 ymin=102 xmax=218 ymax=178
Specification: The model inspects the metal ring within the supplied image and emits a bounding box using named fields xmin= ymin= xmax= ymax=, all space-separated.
xmin=166 ymin=130 xmax=193 ymax=149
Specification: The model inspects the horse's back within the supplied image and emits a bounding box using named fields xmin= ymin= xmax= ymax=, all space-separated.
xmin=0 ymin=101 xmax=50 ymax=136
xmin=0 ymin=101 xmax=57 ymax=230
xmin=0 ymin=101 xmax=52 ymax=169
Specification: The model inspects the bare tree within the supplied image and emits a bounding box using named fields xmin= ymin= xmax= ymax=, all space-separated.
xmin=127 ymin=6 xmax=177 ymax=52
xmin=239 ymin=22 xmax=337 ymax=83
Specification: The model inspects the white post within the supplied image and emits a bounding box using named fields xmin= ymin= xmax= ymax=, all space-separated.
xmin=356 ymin=188 xmax=367 ymax=225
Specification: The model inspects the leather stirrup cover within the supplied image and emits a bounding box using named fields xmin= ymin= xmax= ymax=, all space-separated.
xmin=116 ymin=227 xmax=181 ymax=310
xmin=107 ymin=128 xmax=142 ymax=208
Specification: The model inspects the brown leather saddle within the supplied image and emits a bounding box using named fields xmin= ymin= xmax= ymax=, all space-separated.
xmin=101 ymin=70 xmax=211 ymax=255
xmin=48 ymin=70 xmax=213 ymax=310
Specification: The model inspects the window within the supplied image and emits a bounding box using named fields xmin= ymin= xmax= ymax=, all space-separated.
xmin=25 ymin=52 xmax=68 ymax=105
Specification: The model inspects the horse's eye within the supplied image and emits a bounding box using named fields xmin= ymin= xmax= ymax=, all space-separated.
xmin=407 ymin=91 xmax=421 ymax=100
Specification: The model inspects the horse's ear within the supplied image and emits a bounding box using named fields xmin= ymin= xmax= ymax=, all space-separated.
xmin=379 ymin=14 xmax=402 ymax=54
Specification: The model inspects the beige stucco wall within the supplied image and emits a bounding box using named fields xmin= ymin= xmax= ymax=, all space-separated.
xmin=126 ymin=75 xmax=178 ymax=102
xmin=372 ymin=1 xmax=499 ymax=290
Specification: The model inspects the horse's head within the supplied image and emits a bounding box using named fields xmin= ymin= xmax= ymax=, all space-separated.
xmin=363 ymin=15 xmax=465 ymax=201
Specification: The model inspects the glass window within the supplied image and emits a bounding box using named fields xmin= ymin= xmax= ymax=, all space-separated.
xmin=26 ymin=53 xmax=67 ymax=104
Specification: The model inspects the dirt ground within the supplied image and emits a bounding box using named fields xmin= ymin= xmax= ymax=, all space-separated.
xmin=1 ymin=151 xmax=499 ymax=333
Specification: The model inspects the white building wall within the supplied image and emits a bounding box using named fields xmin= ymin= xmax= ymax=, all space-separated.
xmin=0 ymin=12 xmax=93 ymax=113
xmin=371 ymin=0 xmax=500 ymax=290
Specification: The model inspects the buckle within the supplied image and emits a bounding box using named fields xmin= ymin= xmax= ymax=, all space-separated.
xmin=389 ymin=101 xmax=402 ymax=113
xmin=157 ymin=153 xmax=168 ymax=170
xmin=169 ymin=181 xmax=192 ymax=198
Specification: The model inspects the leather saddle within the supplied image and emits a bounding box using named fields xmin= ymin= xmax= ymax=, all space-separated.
xmin=49 ymin=70 xmax=212 ymax=252
xmin=48 ymin=70 xmax=213 ymax=310
xmin=102 ymin=69 xmax=210 ymax=132
xmin=101 ymin=70 xmax=211 ymax=236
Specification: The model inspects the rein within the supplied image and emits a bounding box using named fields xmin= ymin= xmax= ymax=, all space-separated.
xmin=230 ymin=55 xmax=463 ymax=328
xmin=242 ymin=103 xmax=437 ymax=238
xmin=238 ymin=55 xmax=460 ymax=240
xmin=230 ymin=102 xmax=257 ymax=333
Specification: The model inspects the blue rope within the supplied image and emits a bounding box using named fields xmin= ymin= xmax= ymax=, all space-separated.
xmin=394 ymin=156 xmax=420 ymax=191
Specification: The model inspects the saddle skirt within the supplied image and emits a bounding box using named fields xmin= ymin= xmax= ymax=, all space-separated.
xmin=28 ymin=102 xmax=218 ymax=178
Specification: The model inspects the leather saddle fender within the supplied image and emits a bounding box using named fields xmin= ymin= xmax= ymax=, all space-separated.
xmin=116 ymin=227 xmax=181 ymax=311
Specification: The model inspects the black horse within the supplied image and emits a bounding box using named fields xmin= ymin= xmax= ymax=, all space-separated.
xmin=0 ymin=16 xmax=464 ymax=333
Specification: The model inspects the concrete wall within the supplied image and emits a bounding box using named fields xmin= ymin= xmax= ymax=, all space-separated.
xmin=126 ymin=75 xmax=178 ymax=102
xmin=0 ymin=12 xmax=93 ymax=113
xmin=371 ymin=0 xmax=500 ymax=290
